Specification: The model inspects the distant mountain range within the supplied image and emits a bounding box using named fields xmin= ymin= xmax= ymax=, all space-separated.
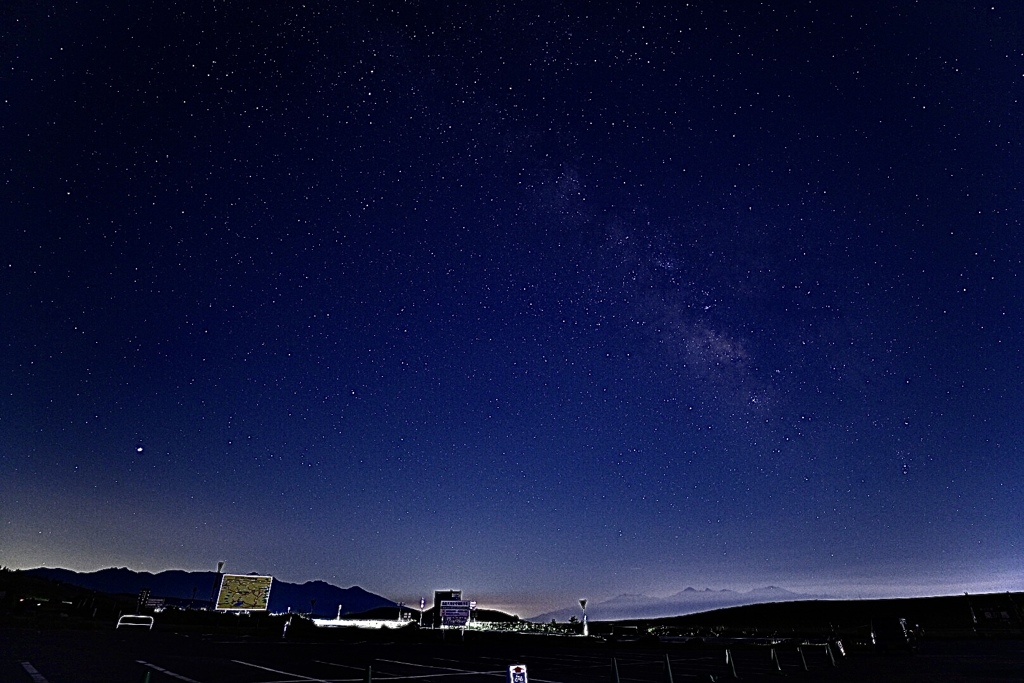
xmin=23 ymin=567 xmax=829 ymax=622
xmin=23 ymin=567 xmax=396 ymax=618
xmin=531 ymin=585 xmax=832 ymax=622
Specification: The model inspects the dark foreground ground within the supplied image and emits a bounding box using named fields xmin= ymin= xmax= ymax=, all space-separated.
xmin=2 ymin=626 xmax=1022 ymax=683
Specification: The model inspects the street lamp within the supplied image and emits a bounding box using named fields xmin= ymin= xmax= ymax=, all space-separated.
xmin=579 ymin=599 xmax=588 ymax=637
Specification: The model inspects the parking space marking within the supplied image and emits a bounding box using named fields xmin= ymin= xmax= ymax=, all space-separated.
xmin=331 ymin=670 xmax=494 ymax=680
xmin=377 ymin=658 xmax=503 ymax=676
xmin=137 ymin=661 xmax=204 ymax=683
xmin=313 ymin=660 xmax=367 ymax=674
xmin=232 ymin=659 xmax=333 ymax=682
xmin=20 ymin=662 xmax=50 ymax=683
xmin=375 ymin=659 xmax=563 ymax=683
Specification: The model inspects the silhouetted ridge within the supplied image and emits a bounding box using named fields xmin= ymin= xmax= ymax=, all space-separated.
xmin=23 ymin=567 xmax=394 ymax=617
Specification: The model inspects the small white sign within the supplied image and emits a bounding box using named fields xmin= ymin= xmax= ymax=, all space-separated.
xmin=507 ymin=665 xmax=527 ymax=683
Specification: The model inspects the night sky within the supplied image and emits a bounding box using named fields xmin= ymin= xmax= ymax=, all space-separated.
xmin=3 ymin=1 xmax=1022 ymax=618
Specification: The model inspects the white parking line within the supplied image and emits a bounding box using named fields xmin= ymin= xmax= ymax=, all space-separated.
xmin=137 ymin=660 xmax=204 ymax=683
xmin=374 ymin=658 xmax=565 ymax=683
xmin=314 ymin=660 xmax=376 ymax=674
xmin=232 ymin=659 xmax=333 ymax=682
xmin=376 ymin=658 xmax=503 ymax=677
xmin=329 ymin=670 xmax=493 ymax=680
xmin=20 ymin=662 xmax=50 ymax=683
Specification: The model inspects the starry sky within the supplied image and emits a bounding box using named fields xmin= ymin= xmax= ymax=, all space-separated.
xmin=3 ymin=1 xmax=1022 ymax=619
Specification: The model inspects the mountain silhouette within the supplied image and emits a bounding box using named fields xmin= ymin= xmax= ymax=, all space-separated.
xmin=530 ymin=585 xmax=825 ymax=622
xmin=23 ymin=567 xmax=395 ymax=617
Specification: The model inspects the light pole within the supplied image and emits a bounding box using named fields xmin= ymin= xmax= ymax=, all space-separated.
xmin=211 ymin=561 xmax=225 ymax=608
xmin=579 ymin=599 xmax=588 ymax=637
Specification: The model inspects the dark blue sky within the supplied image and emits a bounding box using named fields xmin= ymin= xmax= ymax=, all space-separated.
xmin=3 ymin=1 xmax=1022 ymax=617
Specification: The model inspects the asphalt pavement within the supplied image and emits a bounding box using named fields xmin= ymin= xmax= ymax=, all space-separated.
xmin=2 ymin=627 xmax=1022 ymax=683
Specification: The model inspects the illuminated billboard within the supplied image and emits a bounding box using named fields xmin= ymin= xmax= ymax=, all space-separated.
xmin=215 ymin=574 xmax=273 ymax=611
xmin=440 ymin=599 xmax=471 ymax=626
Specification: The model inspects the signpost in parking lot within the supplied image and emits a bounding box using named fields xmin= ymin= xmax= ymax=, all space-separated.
xmin=440 ymin=600 xmax=471 ymax=627
xmin=507 ymin=664 xmax=528 ymax=683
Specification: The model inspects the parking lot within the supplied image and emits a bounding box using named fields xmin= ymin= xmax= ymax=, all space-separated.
xmin=2 ymin=626 xmax=1022 ymax=683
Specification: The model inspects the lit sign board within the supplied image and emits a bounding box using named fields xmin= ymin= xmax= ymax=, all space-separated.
xmin=440 ymin=599 xmax=471 ymax=626
xmin=215 ymin=574 xmax=273 ymax=611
